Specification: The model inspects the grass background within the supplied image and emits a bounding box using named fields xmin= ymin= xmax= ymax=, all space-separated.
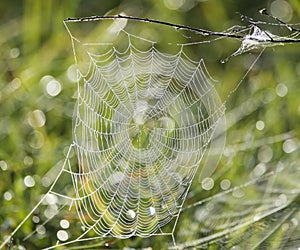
xmin=1 ymin=0 xmax=300 ymax=249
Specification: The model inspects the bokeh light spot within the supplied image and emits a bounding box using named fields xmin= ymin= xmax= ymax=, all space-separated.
xmin=164 ymin=0 xmax=186 ymax=10
xmin=46 ymin=79 xmax=62 ymax=97
xmin=41 ymin=177 xmax=51 ymax=187
xmin=253 ymin=163 xmax=267 ymax=177
xmin=201 ymin=177 xmax=214 ymax=190
xmin=10 ymin=48 xmax=20 ymax=58
xmin=10 ymin=78 xmax=21 ymax=90
xmin=232 ymin=188 xmax=245 ymax=198
xmin=23 ymin=156 xmax=33 ymax=166
xmin=60 ymin=219 xmax=70 ymax=229
xmin=270 ymin=0 xmax=293 ymax=22
xmin=46 ymin=194 xmax=58 ymax=205
xmin=291 ymin=218 xmax=298 ymax=227
xmin=57 ymin=230 xmax=69 ymax=241
xmin=0 ymin=160 xmax=8 ymax=171
xmin=275 ymin=83 xmax=288 ymax=97
xmin=44 ymin=205 xmax=58 ymax=219
xmin=4 ymin=191 xmax=13 ymax=201
xmin=108 ymin=13 xmax=127 ymax=33
xmin=275 ymin=194 xmax=287 ymax=207
xmin=32 ymin=216 xmax=40 ymax=223
xmin=220 ymin=179 xmax=231 ymax=190
xmin=283 ymin=139 xmax=298 ymax=153
xmin=67 ymin=64 xmax=78 ymax=82
xmin=40 ymin=75 xmax=54 ymax=85
xmin=256 ymin=120 xmax=265 ymax=130
xmin=28 ymin=131 xmax=44 ymax=149
xmin=24 ymin=175 xmax=35 ymax=187
xmin=27 ymin=109 xmax=46 ymax=128
xmin=257 ymin=145 xmax=273 ymax=163
xmin=36 ymin=225 xmax=46 ymax=235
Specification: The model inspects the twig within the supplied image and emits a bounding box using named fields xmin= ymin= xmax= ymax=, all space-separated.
xmin=64 ymin=14 xmax=300 ymax=44
xmin=64 ymin=14 xmax=245 ymax=39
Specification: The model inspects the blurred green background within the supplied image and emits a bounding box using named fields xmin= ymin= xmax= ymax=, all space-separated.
xmin=1 ymin=0 xmax=300 ymax=249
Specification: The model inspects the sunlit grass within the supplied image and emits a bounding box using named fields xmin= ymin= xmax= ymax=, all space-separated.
xmin=1 ymin=0 xmax=300 ymax=249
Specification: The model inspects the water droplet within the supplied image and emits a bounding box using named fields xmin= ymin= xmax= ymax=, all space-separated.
xmin=148 ymin=206 xmax=156 ymax=216
xmin=126 ymin=210 xmax=136 ymax=219
xmin=221 ymin=54 xmax=234 ymax=64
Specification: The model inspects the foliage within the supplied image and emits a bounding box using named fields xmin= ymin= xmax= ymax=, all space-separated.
xmin=1 ymin=0 xmax=300 ymax=249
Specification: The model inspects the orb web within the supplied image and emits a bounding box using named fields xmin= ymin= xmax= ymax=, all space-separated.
xmin=69 ymin=27 xmax=225 ymax=239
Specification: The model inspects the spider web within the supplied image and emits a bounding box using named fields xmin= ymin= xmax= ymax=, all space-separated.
xmin=2 ymin=14 xmax=300 ymax=250
xmin=70 ymin=37 xmax=226 ymax=240
xmin=63 ymin=17 xmax=226 ymax=244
